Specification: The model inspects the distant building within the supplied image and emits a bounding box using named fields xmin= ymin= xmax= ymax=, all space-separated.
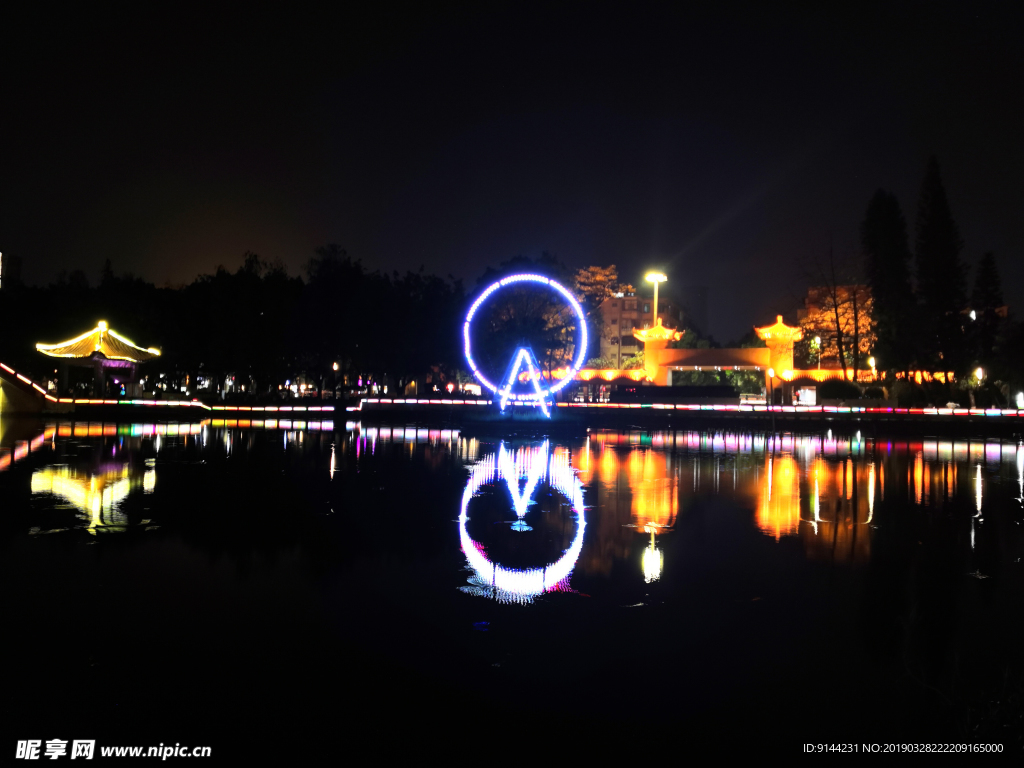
xmin=597 ymin=286 xmax=686 ymax=367
xmin=0 ymin=252 xmax=23 ymax=291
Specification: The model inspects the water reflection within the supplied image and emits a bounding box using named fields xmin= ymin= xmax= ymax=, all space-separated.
xmin=30 ymin=463 xmax=155 ymax=534
xmin=342 ymin=426 xmax=1024 ymax=570
xmin=18 ymin=419 xmax=1022 ymax=594
xmin=568 ymin=430 xmax=1022 ymax=576
xmin=642 ymin=530 xmax=663 ymax=583
xmin=459 ymin=441 xmax=586 ymax=603
xmin=17 ymin=418 xmax=340 ymax=538
xmin=758 ymin=453 xmax=800 ymax=540
xmin=0 ymin=419 xmax=55 ymax=472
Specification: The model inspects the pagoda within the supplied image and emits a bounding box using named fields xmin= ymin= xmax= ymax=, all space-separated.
xmin=753 ymin=314 xmax=803 ymax=399
xmin=632 ymin=318 xmax=684 ymax=383
xmin=36 ymin=321 xmax=160 ymax=397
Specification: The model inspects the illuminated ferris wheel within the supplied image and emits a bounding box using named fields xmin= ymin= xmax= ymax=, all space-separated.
xmin=463 ymin=274 xmax=588 ymax=417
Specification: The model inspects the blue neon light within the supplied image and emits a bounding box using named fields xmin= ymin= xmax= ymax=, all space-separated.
xmin=463 ymin=273 xmax=588 ymax=412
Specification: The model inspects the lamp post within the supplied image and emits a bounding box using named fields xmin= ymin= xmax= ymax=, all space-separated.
xmin=645 ymin=272 xmax=667 ymax=326
xmin=767 ymin=367 xmax=776 ymax=433
xmin=971 ymin=367 xmax=984 ymax=409
xmin=815 ymin=336 xmax=821 ymax=370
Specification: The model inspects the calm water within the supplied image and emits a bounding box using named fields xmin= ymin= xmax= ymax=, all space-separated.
xmin=4 ymin=419 xmax=1024 ymax=756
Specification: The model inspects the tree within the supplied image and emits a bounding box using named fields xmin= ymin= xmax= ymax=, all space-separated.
xmin=574 ymin=264 xmax=619 ymax=363
xmin=970 ymin=251 xmax=1005 ymax=376
xmin=915 ymin=156 xmax=967 ymax=369
xmin=301 ymin=246 xmax=465 ymax=390
xmin=861 ymin=189 xmax=915 ymax=372
xmin=799 ymin=285 xmax=876 ymax=378
xmin=800 ymin=251 xmax=875 ymax=381
xmin=100 ymin=259 xmax=115 ymax=287
xmin=621 ymin=350 xmax=645 ymax=370
xmin=472 ymin=253 xmax=584 ymax=383
xmin=574 ymin=265 xmax=618 ymax=308
xmin=68 ymin=270 xmax=89 ymax=292
xmin=971 ymin=252 xmax=1003 ymax=310
xmin=471 ymin=281 xmax=580 ymax=382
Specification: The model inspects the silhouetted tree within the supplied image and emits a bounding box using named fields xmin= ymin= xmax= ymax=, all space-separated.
xmin=68 ymin=270 xmax=89 ymax=292
xmin=971 ymin=252 xmax=1003 ymax=310
xmin=969 ymin=251 xmax=1005 ymax=377
xmin=100 ymin=259 xmax=115 ymax=287
xmin=915 ymin=156 xmax=967 ymax=370
xmin=861 ymin=189 xmax=915 ymax=372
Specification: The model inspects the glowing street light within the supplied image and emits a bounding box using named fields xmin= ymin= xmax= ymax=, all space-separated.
xmin=868 ymin=356 xmax=876 ymax=379
xmin=645 ymin=272 xmax=667 ymax=325
xmin=814 ymin=336 xmax=821 ymax=369
xmin=975 ymin=367 xmax=984 ymax=382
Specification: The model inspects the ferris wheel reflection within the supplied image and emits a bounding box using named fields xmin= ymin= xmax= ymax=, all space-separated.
xmin=459 ymin=441 xmax=586 ymax=603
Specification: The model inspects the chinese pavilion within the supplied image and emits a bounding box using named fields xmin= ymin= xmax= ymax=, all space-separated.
xmin=36 ymin=321 xmax=161 ymax=397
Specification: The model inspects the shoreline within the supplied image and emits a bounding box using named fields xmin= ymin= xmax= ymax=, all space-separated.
xmin=343 ymin=399 xmax=1024 ymax=437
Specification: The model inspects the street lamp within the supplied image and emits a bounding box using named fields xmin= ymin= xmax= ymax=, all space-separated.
xmin=975 ymin=367 xmax=984 ymax=382
xmin=868 ymin=356 xmax=876 ymax=379
xmin=814 ymin=336 xmax=821 ymax=369
xmin=767 ymin=367 xmax=775 ymax=405
xmin=645 ymin=272 xmax=667 ymax=326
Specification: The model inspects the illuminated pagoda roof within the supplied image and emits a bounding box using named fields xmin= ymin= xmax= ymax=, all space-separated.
xmin=36 ymin=321 xmax=161 ymax=363
xmin=632 ymin=317 xmax=684 ymax=344
xmin=753 ymin=315 xmax=803 ymax=343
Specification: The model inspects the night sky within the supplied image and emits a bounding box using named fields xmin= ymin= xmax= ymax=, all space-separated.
xmin=3 ymin=3 xmax=1021 ymax=342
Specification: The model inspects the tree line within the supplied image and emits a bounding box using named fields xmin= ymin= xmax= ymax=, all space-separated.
xmin=0 ymin=249 xmax=466 ymax=398
xmin=0 ymin=248 xmax=623 ymax=399
xmin=798 ymin=156 xmax=1020 ymax=404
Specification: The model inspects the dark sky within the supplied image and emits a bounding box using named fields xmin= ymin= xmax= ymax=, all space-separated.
xmin=3 ymin=2 xmax=1022 ymax=341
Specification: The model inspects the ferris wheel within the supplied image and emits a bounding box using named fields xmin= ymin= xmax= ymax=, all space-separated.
xmin=463 ymin=273 xmax=588 ymax=417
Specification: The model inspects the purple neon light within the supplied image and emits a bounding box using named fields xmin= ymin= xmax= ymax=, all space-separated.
xmin=497 ymin=348 xmax=551 ymax=417
xmin=463 ymin=273 xmax=589 ymax=400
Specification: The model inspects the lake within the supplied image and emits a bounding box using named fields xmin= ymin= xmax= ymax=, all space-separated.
xmin=4 ymin=419 xmax=1023 ymax=758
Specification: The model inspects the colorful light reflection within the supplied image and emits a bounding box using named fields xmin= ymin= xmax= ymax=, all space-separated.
xmin=459 ymin=441 xmax=586 ymax=603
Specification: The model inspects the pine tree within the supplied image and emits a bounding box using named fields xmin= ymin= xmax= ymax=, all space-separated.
xmin=100 ymin=259 xmax=115 ymax=287
xmin=914 ymin=156 xmax=967 ymax=370
xmin=970 ymin=252 xmax=1005 ymax=374
xmin=971 ymin=252 xmax=1003 ymax=310
xmin=861 ymin=189 xmax=914 ymax=371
